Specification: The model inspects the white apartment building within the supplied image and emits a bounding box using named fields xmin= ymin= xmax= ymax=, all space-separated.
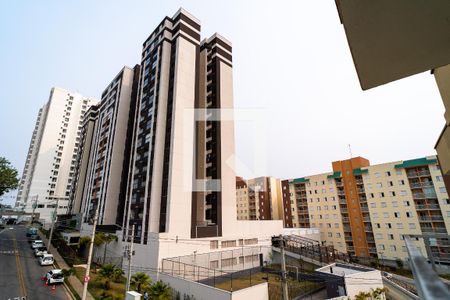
xmin=15 ymin=87 xmax=98 ymax=222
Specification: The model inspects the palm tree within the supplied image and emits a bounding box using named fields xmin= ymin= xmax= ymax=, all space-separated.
xmin=97 ymin=264 xmax=121 ymax=290
xmin=149 ymin=281 xmax=172 ymax=300
xmin=131 ymin=272 xmax=152 ymax=293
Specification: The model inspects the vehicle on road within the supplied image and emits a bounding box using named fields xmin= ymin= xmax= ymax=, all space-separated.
xmin=31 ymin=240 xmax=44 ymax=249
xmin=44 ymin=269 xmax=64 ymax=284
xmin=39 ymin=253 xmax=54 ymax=266
xmin=34 ymin=246 xmax=48 ymax=257
xmin=26 ymin=227 xmax=38 ymax=237
xmin=28 ymin=234 xmax=39 ymax=243
xmin=383 ymin=271 xmax=393 ymax=279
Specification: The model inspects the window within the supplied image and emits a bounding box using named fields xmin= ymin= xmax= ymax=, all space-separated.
xmin=397 ymin=223 xmax=403 ymax=229
xmin=336 ymin=233 xmax=341 ymax=238
xmin=444 ymin=199 xmax=450 ymax=205
xmin=439 ymin=187 xmax=447 ymax=193
xmin=388 ymin=181 xmax=394 ymax=186
xmin=328 ymin=232 xmax=333 ymax=237
xmin=335 ymin=223 xmax=339 ymax=228
xmin=406 ymin=212 xmax=412 ymax=218
xmin=370 ymin=203 xmax=376 ymax=208
xmin=376 ymin=182 xmax=383 ymax=188
xmin=375 ymin=172 xmax=381 ymax=178
xmin=372 ymin=212 xmax=379 ymax=219
xmin=385 ymin=171 xmax=391 ymax=177
xmin=400 ymin=190 xmax=407 ymax=196
xmin=403 ymin=201 xmax=410 ymax=207
xmin=370 ymin=193 xmax=375 ymax=198
xmin=385 ymin=223 xmax=392 ymax=229
xmin=392 ymin=201 xmax=398 ymax=207
xmin=394 ymin=212 xmax=400 ymax=218
xmin=436 ymin=176 xmax=443 ymax=182
xmin=389 ymin=191 xmax=396 ymax=197
xmin=383 ymin=212 xmax=389 ymax=218
xmin=396 ymin=169 xmax=402 ymax=175
xmin=381 ymin=202 xmax=387 ymax=208
xmin=388 ymin=234 xmax=394 ymax=240
xmin=398 ymin=180 xmax=405 ymax=185
xmin=379 ymin=244 xmax=385 ymax=250
xmin=222 ymin=240 xmax=236 ymax=248
xmin=379 ymin=192 xmax=385 ymax=198
xmin=447 ymin=211 xmax=450 ymax=217
xmin=390 ymin=245 xmax=397 ymax=252
xmin=376 ymin=233 xmax=383 ymax=239
xmin=210 ymin=260 xmax=219 ymax=269
xmin=375 ymin=223 xmax=381 ymax=228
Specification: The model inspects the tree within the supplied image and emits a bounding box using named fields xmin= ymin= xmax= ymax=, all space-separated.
xmin=97 ymin=264 xmax=123 ymax=290
xmin=131 ymin=272 xmax=152 ymax=293
xmin=149 ymin=281 xmax=172 ymax=300
xmin=395 ymin=258 xmax=404 ymax=270
xmin=0 ymin=157 xmax=19 ymax=197
xmin=102 ymin=234 xmax=117 ymax=264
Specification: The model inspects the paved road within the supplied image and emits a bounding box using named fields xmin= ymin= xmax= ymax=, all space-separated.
xmin=0 ymin=225 xmax=68 ymax=300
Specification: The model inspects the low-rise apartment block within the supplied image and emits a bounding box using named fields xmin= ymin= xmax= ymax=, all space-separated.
xmin=282 ymin=155 xmax=450 ymax=262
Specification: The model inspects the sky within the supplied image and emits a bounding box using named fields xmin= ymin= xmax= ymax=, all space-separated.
xmin=0 ymin=1 xmax=445 ymax=204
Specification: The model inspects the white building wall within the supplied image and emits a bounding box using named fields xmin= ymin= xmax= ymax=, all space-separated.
xmin=17 ymin=87 xmax=98 ymax=222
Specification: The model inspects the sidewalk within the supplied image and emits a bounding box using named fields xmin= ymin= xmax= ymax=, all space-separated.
xmin=39 ymin=231 xmax=95 ymax=300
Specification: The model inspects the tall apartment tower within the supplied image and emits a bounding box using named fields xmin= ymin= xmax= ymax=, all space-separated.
xmin=70 ymin=66 xmax=140 ymax=227
xmin=122 ymin=9 xmax=236 ymax=243
xmin=15 ymin=87 xmax=98 ymax=221
xmin=282 ymin=155 xmax=450 ymax=262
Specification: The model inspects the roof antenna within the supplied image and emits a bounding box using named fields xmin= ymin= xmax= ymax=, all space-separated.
xmin=348 ymin=144 xmax=353 ymax=158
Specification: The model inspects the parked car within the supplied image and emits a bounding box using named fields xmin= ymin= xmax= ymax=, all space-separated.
xmin=31 ymin=240 xmax=44 ymax=249
xmin=26 ymin=227 xmax=38 ymax=237
xmin=34 ymin=246 xmax=48 ymax=257
xmin=383 ymin=271 xmax=393 ymax=279
xmin=39 ymin=254 xmax=54 ymax=266
xmin=44 ymin=269 xmax=64 ymax=284
xmin=28 ymin=234 xmax=39 ymax=243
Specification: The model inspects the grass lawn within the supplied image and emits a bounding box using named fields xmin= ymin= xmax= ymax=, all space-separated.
xmin=214 ymin=271 xmax=320 ymax=299
xmin=74 ymin=266 xmax=126 ymax=300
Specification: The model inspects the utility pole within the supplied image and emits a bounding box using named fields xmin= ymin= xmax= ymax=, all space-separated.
xmin=82 ymin=205 xmax=99 ymax=300
xmin=126 ymin=224 xmax=135 ymax=293
xmin=47 ymin=198 xmax=60 ymax=249
xmin=279 ymin=235 xmax=289 ymax=300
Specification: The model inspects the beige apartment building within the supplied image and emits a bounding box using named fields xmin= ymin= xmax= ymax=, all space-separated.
xmin=236 ymin=176 xmax=283 ymax=221
xmin=282 ymin=155 xmax=450 ymax=262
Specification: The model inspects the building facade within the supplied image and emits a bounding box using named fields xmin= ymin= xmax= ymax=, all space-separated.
xmin=70 ymin=66 xmax=140 ymax=227
xmin=282 ymin=156 xmax=450 ymax=262
xmin=236 ymin=176 xmax=283 ymax=221
xmin=15 ymin=87 xmax=98 ymax=221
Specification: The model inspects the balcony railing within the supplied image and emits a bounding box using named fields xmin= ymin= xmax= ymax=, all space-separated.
xmin=357 ymin=188 xmax=365 ymax=193
xmin=339 ymin=199 xmax=347 ymax=205
xmin=421 ymin=227 xmax=448 ymax=234
xmin=335 ymin=181 xmax=343 ymax=187
xmin=408 ymin=170 xmax=431 ymax=178
xmin=337 ymin=190 xmax=346 ymax=196
xmin=347 ymin=246 xmax=355 ymax=252
xmin=368 ymin=247 xmax=377 ymax=253
xmin=341 ymin=208 xmax=348 ymax=213
xmin=365 ymin=226 xmax=373 ymax=232
xmin=419 ymin=216 xmax=444 ymax=221
xmin=416 ymin=204 xmax=440 ymax=210
xmin=343 ymin=226 xmax=351 ymax=232
xmin=344 ymin=235 xmax=353 ymax=241
xmin=360 ymin=207 xmax=369 ymax=212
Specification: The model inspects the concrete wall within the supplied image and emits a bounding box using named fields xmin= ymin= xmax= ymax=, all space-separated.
xmin=159 ymin=273 xmax=268 ymax=300
xmin=345 ymin=270 xmax=383 ymax=299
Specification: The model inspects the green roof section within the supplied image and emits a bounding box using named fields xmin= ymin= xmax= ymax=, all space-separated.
xmin=353 ymin=168 xmax=369 ymax=175
xmin=289 ymin=177 xmax=310 ymax=184
xmin=394 ymin=157 xmax=438 ymax=169
xmin=327 ymin=171 xmax=342 ymax=179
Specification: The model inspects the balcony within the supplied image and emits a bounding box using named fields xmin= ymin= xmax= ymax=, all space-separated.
xmin=339 ymin=198 xmax=347 ymax=205
xmin=415 ymin=204 xmax=441 ymax=210
xmin=421 ymin=227 xmax=448 ymax=234
xmin=335 ymin=181 xmax=343 ymax=187
xmin=337 ymin=190 xmax=346 ymax=196
xmin=360 ymin=206 xmax=369 ymax=212
xmin=366 ymin=237 xmax=375 ymax=243
xmin=356 ymin=179 xmax=364 ymax=185
xmin=342 ymin=217 xmax=350 ymax=223
xmin=344 ymin=235 xmax=353 ymax=242
xmin=368 ymin=247 xmax=378 ymax=253
xmin=419 ymin=216 xmax=444 ymax=222
xmin=407 ymin=170 xmax=431 ymax=178
xmin=343 ymin=226 xmax=351 ymax=232
xmin=357 ymin=188 xmax=365 ymax=194
xmin=359 ymin=196 xmax=367 ymax=202
xmin=365 ymin=226 xmax=373 ymax=232
xmin=363 ymin=217 xmax=371 ymax=222
xmin=347 ymin=246 xmax=355 ymax=252
xmin=340 ymin=208 xmax=348 ymax=213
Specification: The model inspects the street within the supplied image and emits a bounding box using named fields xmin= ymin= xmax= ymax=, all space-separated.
xmin=0 ymin=225 xmax=69 ymax=300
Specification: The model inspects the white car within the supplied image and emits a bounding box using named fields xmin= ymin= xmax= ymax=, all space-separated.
xmin=34 ymin=246 xmax=48 ymax=257
xmin=31 ymin=240 xmax=44 ymax=249
xmin=39 ymin=254 xmax=54 ymax=266
xmin=45 ymin=269 xmax=64 ymax=284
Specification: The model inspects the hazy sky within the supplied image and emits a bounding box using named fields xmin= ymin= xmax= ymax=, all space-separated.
xmin=0 ymin=1 xmax=445 ymax=204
